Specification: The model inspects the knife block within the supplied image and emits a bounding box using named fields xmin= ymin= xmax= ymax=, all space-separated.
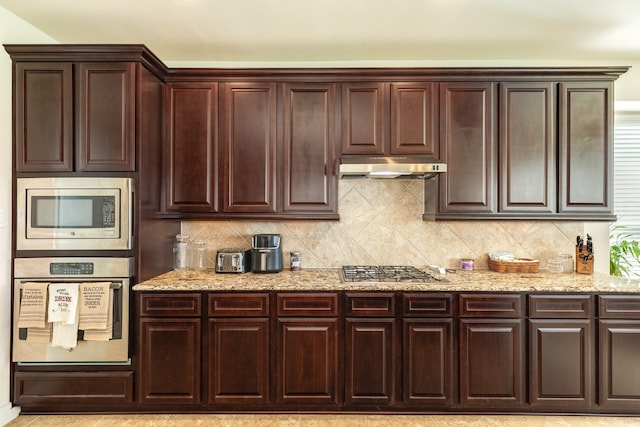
xmin=575 ymin=247 xmax=594 ymax=275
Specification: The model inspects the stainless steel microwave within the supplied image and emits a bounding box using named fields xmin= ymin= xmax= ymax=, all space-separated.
xmin=16 ymin=177 xmax=133 ymax=251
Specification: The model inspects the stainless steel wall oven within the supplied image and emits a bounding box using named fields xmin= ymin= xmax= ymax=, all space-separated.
xmin=13 ymin=257 xmax=132 ymax=363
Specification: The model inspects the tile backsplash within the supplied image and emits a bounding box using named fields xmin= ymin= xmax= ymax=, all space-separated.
xmin=182 ymin=180 xmax=583 ymax=270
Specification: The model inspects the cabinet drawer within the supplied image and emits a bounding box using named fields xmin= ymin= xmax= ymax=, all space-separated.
xmin=529 ymin=294 xmax=593 ymax=318
xmin=403 ymin=293 xmax=453 ymax=317
xmin=14 ymin=371 xmax=134 ymax=405
xmin=277 ymin=293 xmax=338 ymax=316
xmin=139 ymin=293 xmax=202 ymax=317
xmin=459 ymin=294 xmax=523 ymax=317
xmin=599 ymin=295 xmax=640 ymax=319
xmin=208 ymin=293 xmax=269 ymax=317
xmin=345 ymin=292 xmax=395 ymax=317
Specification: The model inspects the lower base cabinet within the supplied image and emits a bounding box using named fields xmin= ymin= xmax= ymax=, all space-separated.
xmin=93 ymin=291 xmax=636 ymax=415
xmin=345 ymin=318 xmax=396 ymax=405
xmin=529 ymin=319 xmax=594 ymax=409
xmin=459 ymin=318 xmax=525 ymax=408
xmin=598 ymin=295 xmax=640 ymax=410
xmin=527 ymin=295 xmax=594 ymax=410
xmin=139 ymin=318 xmax=202 ymax=405
xmin=276 ymin=318 xmax=339 ymax=405
xmin=138 ymin=293 xmax=202 ymax=405
xmin=402 ymin=319 xmax=454 ymax=407
xmin=207 ymin=318 xmax=270 ymax=405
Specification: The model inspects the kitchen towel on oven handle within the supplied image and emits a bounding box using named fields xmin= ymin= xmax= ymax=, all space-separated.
xmin=17 ymin=282 xmax=48 ymax=328
xmin=48 ymin=283 xmax=80 ymax=349
xmin=78 ymin=282 xmax=111 ymax=330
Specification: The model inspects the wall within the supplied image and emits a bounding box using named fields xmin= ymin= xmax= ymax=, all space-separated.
xmin=183 ymin=180 xmax=592 ymax=273
xmin=0 ymin=7 xmax=56 ymax=425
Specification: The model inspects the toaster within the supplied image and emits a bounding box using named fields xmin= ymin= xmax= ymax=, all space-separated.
xmin=215 ymin=248 xmax=251 ymax=273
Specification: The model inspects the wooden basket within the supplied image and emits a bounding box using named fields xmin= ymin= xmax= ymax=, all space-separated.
xmin=488 ymin=258 xmax=539 ymax=273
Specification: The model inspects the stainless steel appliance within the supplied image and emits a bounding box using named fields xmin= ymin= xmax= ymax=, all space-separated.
xmin=339 ymin=155 xmax=447 ymax=179
xmin=16 ymin=177 xmax=133 ymax=251
xmin=215 ymin=248 xmax=251 ymax=273
xmin=13 ymin=257 xmax=132 ymax=363
xmin=341 ymin=265 xmax=447 ymax=283
xmin=251 ymin=234 xmax=283 ymax=273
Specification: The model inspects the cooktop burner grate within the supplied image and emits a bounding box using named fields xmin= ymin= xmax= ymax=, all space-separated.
xmin=341 ymin=265 xmax=446 ymax=283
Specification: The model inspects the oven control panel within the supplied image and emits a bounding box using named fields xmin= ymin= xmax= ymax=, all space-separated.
xmin=49 ymin=262 xmax=94 ymax=275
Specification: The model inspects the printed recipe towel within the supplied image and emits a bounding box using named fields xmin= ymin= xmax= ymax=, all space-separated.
xmin=18 ymin=282 xmax=48 ymax=328
xmin=78 ymin=282 xmax=111 ymax=330
xmin=48 ymin=283 xmax=80 ymax=349
xmin=83 ymin=288 xmax=114 ymax=341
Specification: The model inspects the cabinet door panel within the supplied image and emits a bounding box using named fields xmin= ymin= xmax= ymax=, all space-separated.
xmin=459 ymin=318 xmax=525 ymax=408
xmin=282 ymin=83 xmax=338 ymax=214
xmin=391 ymin=82 xmax=438 ymax=155
xmin=277 ymin=318 xmax=339 ymax=405
xmin=599 ymin=320 xmax=640 ymax=409
xmin=439 ymin=82 xmax=497 ymax=214
xmin=15 ymin=62 xmax=73 ymax=172
xmin=139 ymin=318 xmax=201 ymax=404
xmin=529 ymin=319 xmax=593 ymax=408
xmin=345 ymin=318 xmax=396 ymax=405
xmin=403 ymin=319 xmax=453 ymax=406
xmin=499 ymin=82 xmax=556 ymax=213
xmin=165 ymin=83 xmax=218 ymax=212
xmin=76 ymin=62 xmax=135 ymax=171
xmin=341 ymin=83 xmax=386 ymax=155
xmin=559 ymin=82 xmax=613 ymax=214
xmin=222 ymin=83 xmax=277 ymax=213
xmin=208 ymin=318 xmax=270 ymax=405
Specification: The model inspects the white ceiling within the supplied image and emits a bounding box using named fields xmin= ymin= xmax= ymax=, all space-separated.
xmin=2 ymin=0 xmax=640 ymax=66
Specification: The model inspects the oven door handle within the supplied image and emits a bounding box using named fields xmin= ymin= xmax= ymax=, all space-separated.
xmin=18 ymin=281 xmax=122 ymax=290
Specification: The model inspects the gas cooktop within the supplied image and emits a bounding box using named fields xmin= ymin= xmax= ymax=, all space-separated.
xmin=341 ymin=265 xmax=447 ymax=283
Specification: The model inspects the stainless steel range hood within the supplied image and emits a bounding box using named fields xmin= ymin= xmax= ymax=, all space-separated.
xmin=339 ymin=155 xmax=447 ymax=179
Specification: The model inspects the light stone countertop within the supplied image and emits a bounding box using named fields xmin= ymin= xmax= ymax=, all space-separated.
xmin=133 ymin=268 xmax=640 ymax=293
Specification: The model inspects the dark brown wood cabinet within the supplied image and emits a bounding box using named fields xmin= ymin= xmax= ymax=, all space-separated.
xmin=138 ymin=293 xmax=202 ymax=405
xmin=341 ymin=82 xmax=438 ymax=157
xmin=402 ymin=293 xmax=454 ymax=407
xmin=207 ymin=293 xmax=270 ymax=405
xmin=528 ymin=295 xmax=594 ymax=410
xmin=559 ymin=82 xmax=614 ymax=218
xmin=598 ymin=295 xmax=640 ymax=410
xmin=75 ymin=62 xmax=136 ymax=172
xmin=341 ymin=82 xmax=387 ymax=155
xmin=282 ymin=83 xmax=339 ymax=215
xmin=165 ymin=82 xmax=218 ymax=212
xmin=276 ymin=293 xmax=340 ymax=405
xmin=14 ymin=62 xmax=73 ymax=172
xmin=458 ymin=294 xmax=525 ymax=408
xmin=344 ymin=293 xmax=397 ymax=406
xmin=222 ymin=82 xmax=278 ymax=214
xmin=499 ymin=82 xmax=556 ymax=214
xmin=14 ymin=61 xmax=135 ymax=173
xmin=438 ymin=82 xmax=498 ymax=216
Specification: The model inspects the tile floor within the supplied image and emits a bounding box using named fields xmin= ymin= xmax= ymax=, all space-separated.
xmin=6 ymin=414 xmax=640 ymax=427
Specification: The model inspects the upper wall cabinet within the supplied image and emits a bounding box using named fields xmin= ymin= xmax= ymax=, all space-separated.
xmin=499 ymin=82 xmax=556 ymax=214
xmin=165 ymin=83 xmax=219 ymax=213
xmin=558 ymin=82 xmax=614 ymax=217
xmin=438 ymin=82 xmax=498 ymax=215
xmin=221 ymin=82 xmax=278 ymax=214
xmin=342 ymin=82 xmax=438 ymax=157
xmin=282 ymin=83 xmax=339 ymax=215
xmin=14 ymin=62 xmax=73 ymax=172
xmin=164 ymin=81 xmax=338 ymax=219
xmin=14 ymin=61 xmax=136 ymax=173
xmin=434 ymin=76 xmax=621 ymax=221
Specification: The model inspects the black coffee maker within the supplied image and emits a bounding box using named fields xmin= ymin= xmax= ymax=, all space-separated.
xmin=251 ymin=234 xmax=283 ymax=273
